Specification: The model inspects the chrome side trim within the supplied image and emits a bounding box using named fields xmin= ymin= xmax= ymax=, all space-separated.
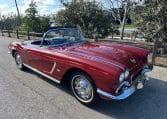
xmin=50 ymin=62 xmax=57 ymax=74
xmin=97 ymin=85 xmax=136 ymax=100
xmin=23 ymin=63 xmax=60 ymax=84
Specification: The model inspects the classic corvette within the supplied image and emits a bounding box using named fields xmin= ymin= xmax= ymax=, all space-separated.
xmin=8 ymin=26 xmax=152 ymax=106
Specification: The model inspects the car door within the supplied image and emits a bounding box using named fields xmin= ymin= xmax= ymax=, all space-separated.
xmin=23 ymin=43 xmax=60 ymax=79
xmin=38 ymin=46 xmax=57 ymax=74
xmin=36 ymin=29 xmax=66 ymax=79
xmin=23 ymin=44 xmax=43 ymax=71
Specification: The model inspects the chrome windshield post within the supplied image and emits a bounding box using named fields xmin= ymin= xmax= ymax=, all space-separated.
xmin=40 ymin=32 xmax=47 ymax=47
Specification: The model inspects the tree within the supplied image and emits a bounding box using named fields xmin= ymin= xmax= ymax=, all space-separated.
xmin=134 ymin=0 xmax=167 ymax=61
xmin=57 ymin=0 xmax=114 ymax=38
xmin=0 ymin=13 xmax=20 ymax=30
xmin=21 ymin=1 xmax=50 ymax=33
xmin=135 ymin=0 xmax=167 ymax=42
xmin=39 ymin=16 xmax=50 ymax=32
xmin=106 ymin=0 xmax=142 ymax=40
xmin=23 ymin=1 xmax=39 ymax=32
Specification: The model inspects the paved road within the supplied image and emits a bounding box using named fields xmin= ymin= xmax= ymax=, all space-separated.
xmin=0 ymin=36 xmax=167 ymax=119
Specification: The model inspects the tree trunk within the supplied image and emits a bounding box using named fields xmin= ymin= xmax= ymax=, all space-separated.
xmin=120 ymin=2 xmax=128 ymax=40
xmin=1 ymin=30 xmax=4 ymax=36
xmin=112 ymin=29 xmax=114 ymax=39
xmin=14 ymin=0 xmax=21 ymax=29
xmin=16 ymin=30 xmax=19 ymax=39
xmin=152 ymin=39 xmax=158 ymax=65
xmin=27 ymin=30 xmax=30 ymax=40
xmin=8 ymin=30 xmax=11 ymax=37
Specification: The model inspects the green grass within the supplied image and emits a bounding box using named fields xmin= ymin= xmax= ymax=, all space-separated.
xmin=124 ymin=24 xmax=137 ymax=28
xmin=114 ymin=24 xmax=137 ymax=29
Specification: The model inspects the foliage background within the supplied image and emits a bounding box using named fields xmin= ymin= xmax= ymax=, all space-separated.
xmin=56 ymin=1 xmax=114 ymax=38
xmin=135 ymin=0 xmax=167 ymax=42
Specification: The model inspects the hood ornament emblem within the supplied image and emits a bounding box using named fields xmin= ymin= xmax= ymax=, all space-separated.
xmin=130 ymin=58 xmax=136 ymax=63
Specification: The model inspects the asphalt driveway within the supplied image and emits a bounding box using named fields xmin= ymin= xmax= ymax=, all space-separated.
xmin=0 ymin=36 xmax=166 ymax=119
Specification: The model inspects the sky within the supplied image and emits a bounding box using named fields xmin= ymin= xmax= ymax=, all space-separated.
xmin=0 ymin=0 xmax=110 ymax=16
xmin=0 ymin=0 xmax=141 ymax=16
xmin=0 ymin=0 xmax=64 ymax=15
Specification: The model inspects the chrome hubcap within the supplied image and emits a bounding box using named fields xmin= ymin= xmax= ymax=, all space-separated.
xmin=73 ymin=76 xmax=93 ymax=100
xmin=16 ymin=54 xmax=22 ymax=68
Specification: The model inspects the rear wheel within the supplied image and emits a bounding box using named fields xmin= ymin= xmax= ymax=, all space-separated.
xmin=15 ymin=52 xmax=25 ymax=70
xmin=70 ymin=71 xmax=99 ymax=106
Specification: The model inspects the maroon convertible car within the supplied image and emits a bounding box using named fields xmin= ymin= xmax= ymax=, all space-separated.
xmin=8 ymin=26 xmax=152 ymax=106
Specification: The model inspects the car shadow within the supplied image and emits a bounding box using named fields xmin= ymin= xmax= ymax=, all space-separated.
xmin=24 ymin=69 xmax=72 ymax=93
xmin=89 ymin=77 xmax=167 ymax=119
xmin=25 ymin=69 xmax=167 ymax=119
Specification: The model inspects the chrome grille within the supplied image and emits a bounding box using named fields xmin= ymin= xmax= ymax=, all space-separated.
xmin=131 ymin=69 xmax=142 ymax=82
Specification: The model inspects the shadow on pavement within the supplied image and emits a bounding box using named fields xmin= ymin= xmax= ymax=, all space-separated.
xmin=24 ymin=69 xmax=167 ymax=119
xmin=89 ymin=77 xmax=167 ymax=119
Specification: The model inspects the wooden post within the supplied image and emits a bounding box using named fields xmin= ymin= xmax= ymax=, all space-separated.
xmin=152 ymin=38 xmax=158 ymax=65
xmin=112 ymin=29 xmax=114 ymax=39
xmin=2 ymin=30 xmax=4 ymax=36
xmin=16 ymin=30 xmax=19 ymax=39
xmin=8 ymin=30 xmax=11 ymax=37
xmin=27 ymin=30 xmax=30 ymax=40
xmin=94 ymin=34 xmax=99 ymax=42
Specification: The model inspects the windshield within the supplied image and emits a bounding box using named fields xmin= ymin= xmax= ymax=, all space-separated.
xmin=44 ymin=28 xmax=85 ymax=46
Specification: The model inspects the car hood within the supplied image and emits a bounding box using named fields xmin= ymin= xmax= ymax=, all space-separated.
xmin=56 ymin=42 xmax=148 ymax=72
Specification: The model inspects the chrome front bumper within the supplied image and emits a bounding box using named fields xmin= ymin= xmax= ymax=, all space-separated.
xmin=97 ymin=65 xmax=152 ymax=100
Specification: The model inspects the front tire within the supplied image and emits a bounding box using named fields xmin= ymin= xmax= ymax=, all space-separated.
xmin=15 ymin=52 xmax=25 ymax=70
xmin=70 ymin=71 xmax=99 ymax=106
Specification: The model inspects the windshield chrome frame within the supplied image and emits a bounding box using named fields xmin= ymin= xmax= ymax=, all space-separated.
xmin=40 ymin=28 xmax=84 ymax=47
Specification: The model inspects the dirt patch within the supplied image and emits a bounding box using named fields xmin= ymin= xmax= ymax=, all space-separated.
xmin=155 ymin=57 xmax=167 ymax=67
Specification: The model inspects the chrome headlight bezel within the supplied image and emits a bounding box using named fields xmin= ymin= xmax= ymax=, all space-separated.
xmin=119 ymin=69 xmax=129 ymax=83
xmin=124 ymin=70 xmax=129 ymax=79
xmin=119 ymin=73 xmax=125 ymax=83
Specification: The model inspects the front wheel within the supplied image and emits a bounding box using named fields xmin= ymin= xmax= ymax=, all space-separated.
xmin=15 ymin=52 xmax=25 ymax=70
xmin=70 ymin=71 xmax=99 ymax=106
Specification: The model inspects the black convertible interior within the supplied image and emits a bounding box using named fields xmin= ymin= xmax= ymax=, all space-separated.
xmin=31 ymin=38 xmax=68 ymax=46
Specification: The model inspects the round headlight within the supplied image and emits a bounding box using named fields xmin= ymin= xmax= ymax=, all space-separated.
xmin=119 ymin=73 xmax=125 ymax=83
xmin=125 ymin=70 xmax=129 ymax=78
